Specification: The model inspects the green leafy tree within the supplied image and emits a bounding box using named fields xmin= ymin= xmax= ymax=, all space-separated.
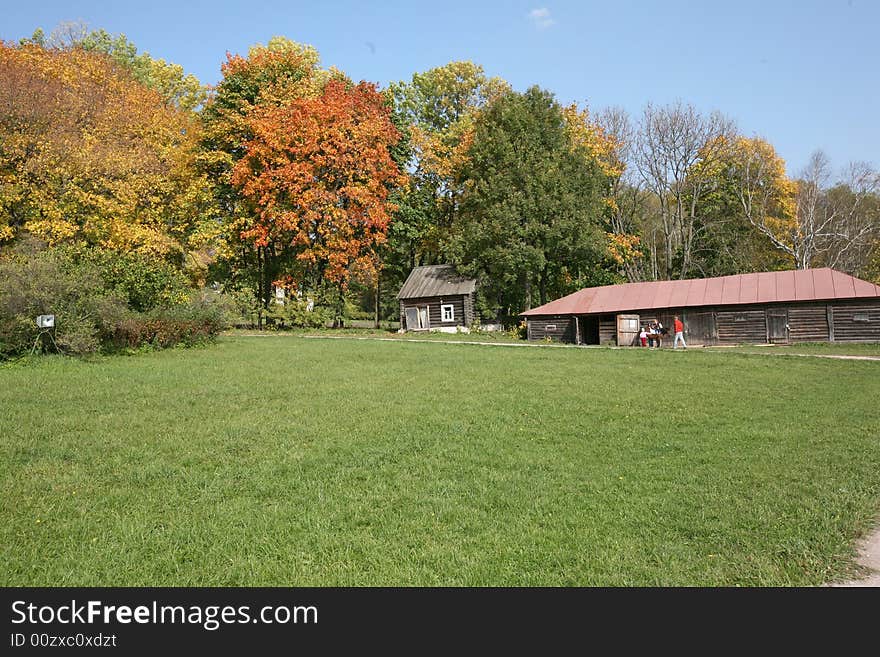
xmin=448 ymin=86 xmax=609 ymax=319
xmin=78 ymin=29 xmax=207 ymax=111
xmin=382 ymin=63 xmax=509 ymax=318
xmin=685 ymin=137 xmax=794 ymax=276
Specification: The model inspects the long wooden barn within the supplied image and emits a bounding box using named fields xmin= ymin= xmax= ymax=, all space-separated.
xmin=521 ymin=268 xmax=880 ymax=346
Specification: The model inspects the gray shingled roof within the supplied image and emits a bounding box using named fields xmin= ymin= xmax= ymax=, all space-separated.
xmin=397 ymin=265 xmax=476 ymax=299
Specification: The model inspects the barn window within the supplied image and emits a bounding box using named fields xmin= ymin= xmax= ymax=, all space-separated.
xmin=441 ymin=304 xmax=455 ymax=322
xmin=545 ymin=324 xmax=557 ymax=331
xmin=734 ymin=313 xmax=748 ymax=322
xmin=853 ymin=312 xmax=870 ymax=323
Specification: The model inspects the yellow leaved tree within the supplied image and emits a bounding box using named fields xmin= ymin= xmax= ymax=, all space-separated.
xmin=0 ymin=41 xmax=214 ymax=261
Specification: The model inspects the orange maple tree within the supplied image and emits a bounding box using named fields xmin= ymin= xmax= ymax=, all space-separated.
xmin=231 ymin=79 xmax=405 ymax=312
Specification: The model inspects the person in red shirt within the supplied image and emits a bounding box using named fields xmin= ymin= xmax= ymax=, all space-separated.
xmin=673 ymin=315 xmax=687 ymax=349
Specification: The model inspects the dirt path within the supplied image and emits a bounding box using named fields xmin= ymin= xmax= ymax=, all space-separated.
xmin=829 ymin=523 xmax=880 ymax=587
xmin=235 ymin=333 xmax=880 ymax=360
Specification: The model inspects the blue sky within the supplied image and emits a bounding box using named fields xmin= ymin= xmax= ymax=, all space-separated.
xmin=2 ymin=0 xmax=877 ymax=176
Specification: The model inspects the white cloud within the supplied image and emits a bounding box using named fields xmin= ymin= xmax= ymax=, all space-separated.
xmin=528 ymin=7 xmax=556 ymax=29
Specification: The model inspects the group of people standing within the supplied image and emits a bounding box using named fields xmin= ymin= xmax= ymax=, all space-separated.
xmin=638 ymin=316 xmax=688 ymax=349
xmin=638 ymin=321 xmax=666 ymax=348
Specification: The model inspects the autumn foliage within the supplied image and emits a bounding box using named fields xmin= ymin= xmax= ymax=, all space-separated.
xmin=0 ymin=41 xmax=212 ymax=258
xmin=232 ymin=80 xmax=405 ymax=288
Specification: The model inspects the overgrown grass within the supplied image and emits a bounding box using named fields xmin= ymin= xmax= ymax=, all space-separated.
xmin=2 ymin=336 xmax=879 ymax=586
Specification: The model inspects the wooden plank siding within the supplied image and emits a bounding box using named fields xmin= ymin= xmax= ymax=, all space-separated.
xmin=715 ymin=308 xmax=767 ymax=344
xmin=788 ymin=305 xmax=829 ymax=342
xmin=832 ymin=301 xmax=880 ymax=342
xmin=598 ymin=316 xmax=616 ymax=344
xmin=399 ymin=294 xmax=472 ymax=330
xmin=527 ymin=316 xmax=576 ymax=342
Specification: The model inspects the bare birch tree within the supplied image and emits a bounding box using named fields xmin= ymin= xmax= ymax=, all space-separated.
xmin=634 ymin=101 xmax=736 ymax=279
xmin=742 ymin=150 xmax=879 ymax=270
xmin=814 ymin=159 xmax=880 ymax=272
xmin=598 ymin=107 xmax=650 ymax=282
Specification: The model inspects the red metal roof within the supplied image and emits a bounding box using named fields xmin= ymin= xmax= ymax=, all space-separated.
xmin=521 ymin=268 xmax=880 ymax=316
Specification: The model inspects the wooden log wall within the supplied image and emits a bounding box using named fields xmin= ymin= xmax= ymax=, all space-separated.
xmin=463 ymin=294 xmax=475 ymax=327
xmin=400 ymin=295 xmax=468 ymax=329
xmin=526 ymin=316 xmax=575 ymax=342
xmin=832 ymin=301 xmax=880 ymax=342
xmin=714 ymin=308 xmax=767 ymax=344
xmin=788 ymin=305 xmax=829 ymax=342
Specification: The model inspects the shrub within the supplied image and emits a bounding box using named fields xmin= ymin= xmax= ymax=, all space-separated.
xmin=506 ymin=321 xmax=527 ymax=340
xmin=107 ymin=291 xmax=233 ymax=350
xmin=282 ymin=298 xmax=331 ymax=328
xmin=0 ymin=243 xmax=231 ymax=358
xmin=55 ymin=245 xmax=192 ymax=311
xmin=0 ymin=248 xmax=128 ymax=357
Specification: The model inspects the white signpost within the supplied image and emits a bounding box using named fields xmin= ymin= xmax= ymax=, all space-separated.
xmin=33 ymin=314 xmax=59 ymax=353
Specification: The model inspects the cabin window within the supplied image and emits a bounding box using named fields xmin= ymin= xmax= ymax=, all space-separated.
xmin=734 ymin=313 xmax=748 ymax=322
xmin=441 ymin=304 xmax=454 ymax=322
xmin=852 ymin=312 xmax=870 ymax=323
xmin=545 ymin=324 xmax=557 ymax=331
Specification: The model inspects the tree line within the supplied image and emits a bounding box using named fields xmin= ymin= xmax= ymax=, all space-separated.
xmin=2 ymin=25 xmax=878 ymax=328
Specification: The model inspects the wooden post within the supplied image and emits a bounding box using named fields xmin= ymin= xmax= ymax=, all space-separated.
xmin=574 ymin=316 xmax=580 ymax=345
xmin=827 ymin=305 xmax=835 ymax=342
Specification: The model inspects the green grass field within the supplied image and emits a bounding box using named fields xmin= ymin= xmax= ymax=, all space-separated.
xmin=705 ymin=342 xmax=880 ymax=357
xmin=2 ymin=336 xmax=879 ymax=586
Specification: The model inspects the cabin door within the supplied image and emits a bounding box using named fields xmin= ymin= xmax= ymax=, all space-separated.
xmin=405 ymin=305 xmax=430 ymax=330
xmin=767 ymin=310 xmax=789 ymax=343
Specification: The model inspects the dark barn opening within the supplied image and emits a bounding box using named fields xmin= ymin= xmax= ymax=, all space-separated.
xmin=580 ymin=316 xmax=600 ymax=344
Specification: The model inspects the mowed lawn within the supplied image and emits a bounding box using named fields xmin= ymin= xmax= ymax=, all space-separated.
xmin=2 ymin=336 xmax=879 ymax=586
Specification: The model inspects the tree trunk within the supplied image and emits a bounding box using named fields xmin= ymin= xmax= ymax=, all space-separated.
xmin=539 ymin=265 xmax=548 ymax=306
xmin=256 ymin=246 xmax=264 ymax=330
xmin=333 ymin=286 xmax=345 ymax=328
xmin=374 ymin=275 xmax=380 ymax=329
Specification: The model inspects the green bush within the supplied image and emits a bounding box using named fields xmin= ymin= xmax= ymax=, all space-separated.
xmin=107 ymin=291 xmax=233 ymax=350
xmin=281 ymin=298 xmax=331 ymax=328
xmin=55 ymin=245 xmax=192 ymax=311
xmin=0 ymin=248 xmax=128 ymax=356
xmin=0 ymin=244 xmax=231 ymax=358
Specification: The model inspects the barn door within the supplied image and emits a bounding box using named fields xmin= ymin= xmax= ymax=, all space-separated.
xmin=683 ymin=311 xmax=717 ymax=346
xmin=767 ymin=310 xmax=789 ymax=343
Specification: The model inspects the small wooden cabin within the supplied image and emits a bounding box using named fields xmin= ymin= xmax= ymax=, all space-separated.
xmin=398 ymin=265 xmax=477 ymax=332
xmin=521 ymin=269 xmax=880 ymax=346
